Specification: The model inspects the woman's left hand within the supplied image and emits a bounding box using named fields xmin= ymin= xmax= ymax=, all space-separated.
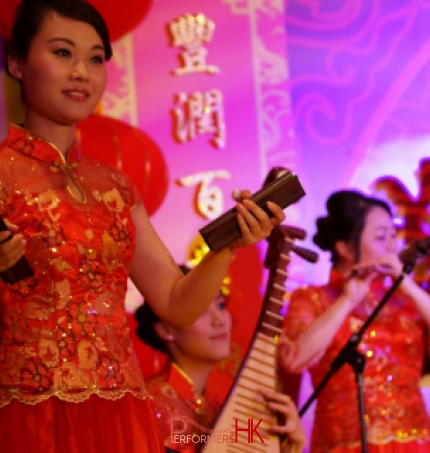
xmin=375 ymin=253 xmax=404 ymax=279
xmin=259 ymin=388 xmax=306 ymax=453
xmin=228 ymin=190 xmax=286 ymax=250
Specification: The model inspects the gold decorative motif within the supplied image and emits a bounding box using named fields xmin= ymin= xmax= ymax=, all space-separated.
xmin=53 ymin=257 xmax=73 ymax=274
xmin=50 ymin=162 xmax=87 ymax=204
xmin=62 ymin=361 xmax=92 ymax=388
xmin=39 ymin=340 xmax=60 ymax=368
xmin=102 ymin=188 xmax=126 ymax=212
xmin=101 ymin=231 xmax=122 ymax=272
xmin=32 ymin=188 xmax=61 ymax=221
xmin=77 ymin=341 xmax=98 ymax=371
xmin=102 ymin=35 xmax=138 ymax=125
xmin=24 ymin=302 xmax=48 ymax=320
xmin=93 ymin=293 xmax=115 ymax=316
xmin=186 ymin=234 xmax=231 ymax=296
xmin=217 ymin=342 xmax=242 ymax=376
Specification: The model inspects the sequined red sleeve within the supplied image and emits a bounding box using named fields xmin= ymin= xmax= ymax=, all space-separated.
xmin=278 ymin=286 xmax=327 ymax=373
xmin=128 ymin=177 xmax=142 ymax=211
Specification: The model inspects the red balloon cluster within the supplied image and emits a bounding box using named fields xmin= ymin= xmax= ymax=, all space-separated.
xmin=0 ymin=0 xmax=152 ymax=42
xmin=77 ymin=114 xmax=169 ymax=216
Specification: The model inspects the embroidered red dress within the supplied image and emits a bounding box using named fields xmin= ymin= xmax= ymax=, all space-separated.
xmin=145 ymin=361 xmax=222 ymax=452
xmin=278 ymin=270 xmax=430 ymax=453
xmin=0 ymin=125 xmax=164 ymax=453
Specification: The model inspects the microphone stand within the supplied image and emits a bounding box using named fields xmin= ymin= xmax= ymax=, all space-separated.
xmin=298 ymin=260 xmax=416 ymax=453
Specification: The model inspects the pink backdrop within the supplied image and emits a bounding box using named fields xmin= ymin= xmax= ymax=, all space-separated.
xmin=2 ymin=1 xmax=430 ymax=451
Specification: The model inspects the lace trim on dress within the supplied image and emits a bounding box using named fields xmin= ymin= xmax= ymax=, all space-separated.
xmin=0 ymin=386 xmax=148 ymax=408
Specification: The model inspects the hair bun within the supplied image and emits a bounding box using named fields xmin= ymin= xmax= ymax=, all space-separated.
xmin=313 ymin=216 xmax=332 ymax=251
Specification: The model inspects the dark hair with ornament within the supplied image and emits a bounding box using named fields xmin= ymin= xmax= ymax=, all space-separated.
xmin=313 ymin=189 xmax=392 ymax=266
xmin=134 ymin=265 xmax=192 ymax=355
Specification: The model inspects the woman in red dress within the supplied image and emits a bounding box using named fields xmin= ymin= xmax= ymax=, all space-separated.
xmin=136 ymin=265 xmax=306 ymax=453
xmin=135 ymin=265 xmax=232 ymax=452
xmin=0 ymin=1 xmax=285 ymax=452
xmin=278 ymin=189 xmax=430 ymax=452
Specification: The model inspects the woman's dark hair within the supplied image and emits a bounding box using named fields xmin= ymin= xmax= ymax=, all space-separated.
xmin=313 ymin=189 xmax=392 ymax=265
xmin=134 ymin=265 xmax=191 ymax=355
xmin=6 ymin=0 xmax=112 ymax=77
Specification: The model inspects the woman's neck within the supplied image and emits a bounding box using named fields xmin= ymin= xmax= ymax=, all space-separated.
xmin=173 ymin=357 xmax=215 ymax=395
xmin=23 ymin=119 xmax=76 ymax=157
xmin=334 ymin=261 xmax=353 ymax=278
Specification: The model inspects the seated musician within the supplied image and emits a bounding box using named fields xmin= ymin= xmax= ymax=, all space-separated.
xmin=134 ymin=264 xmax=228 ymax=452
xmin=134 ymin=264 xmax=306 ymax=453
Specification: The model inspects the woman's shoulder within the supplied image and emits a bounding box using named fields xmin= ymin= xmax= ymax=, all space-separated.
xmin=286 ymin=281 xmax=336 ymax=316
xmin=145 ymin=373 xmax=170 ymax=393
xmin=290 ymin=282 xmax=327 ymax=299
xmin=79 ymin=154 xmax=137 ymax=196
xmin=79 ymin=153 xmax=125 ymax=177
xmin=0 ymin=137 xmax=19 ymax=159
xmin=0 ymin=138 xmax=7 ymax=151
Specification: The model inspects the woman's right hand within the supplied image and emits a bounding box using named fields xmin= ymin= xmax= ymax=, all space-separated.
xmin=341 ymin=266 xmax=378 ymax=311
xmin=259 ymin=388 xmax=306 ymax=453
xmin=0 ymin=220 xmax=26 ymax=272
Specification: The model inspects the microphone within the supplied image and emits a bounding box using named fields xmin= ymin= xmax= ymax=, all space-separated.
xmin=399 ymin=237 xmax=430 ymax=265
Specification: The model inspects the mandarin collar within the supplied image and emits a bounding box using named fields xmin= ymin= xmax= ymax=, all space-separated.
xmin=6 ymin=124 xmax=81 ymax=165
xmin=329 ymin=267 xmax=394 ymax=294
xmin=164 ymin=361 xmax=205 ymax=415
xmin=328 ymin=268 xmax=345 ymax=288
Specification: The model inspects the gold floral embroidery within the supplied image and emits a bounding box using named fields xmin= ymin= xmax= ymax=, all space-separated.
xmin=101 ymin=231 xmax=122 ymax=271
xmin=32 ymin=188 xmax=61 ymax=218
xmin=0 ymin=125 xmax=145 ymax=408
xmin=62 ymin=362 xmax=91 ymax=388
xmin=92 ymin=292 xmax=115 ymax=316
xmin=39 ymin=340 xmax=60 ymax=368
xmin=77 ymin=340 xmax=98 ymax=370
xmin=100 ymin=188 xmax=125 ymax=212
xmin=55 ymin=280 xmax=72 ymax=310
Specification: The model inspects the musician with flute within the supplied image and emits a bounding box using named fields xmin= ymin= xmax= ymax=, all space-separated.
xmin=278 ymin=189 xmax=430 ymax=452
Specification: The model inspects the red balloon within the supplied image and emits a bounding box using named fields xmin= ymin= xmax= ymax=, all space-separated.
xmin=0 ymin=0 xmax=152 ymax=42
xmin=77 ymin=114 xmax=169 ymax=216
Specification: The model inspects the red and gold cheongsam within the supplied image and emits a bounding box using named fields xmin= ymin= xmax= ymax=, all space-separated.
xmin=146 ymin=361 xmax=222 ymax=452
xmin=0 ymin=125 xmax=164 ymax=453
xmin=278 ymin=270 xmax=430 ymax=453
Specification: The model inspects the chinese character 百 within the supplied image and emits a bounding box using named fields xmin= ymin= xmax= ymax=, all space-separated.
xmin=178 ymin=170 xmax=231 ymax=218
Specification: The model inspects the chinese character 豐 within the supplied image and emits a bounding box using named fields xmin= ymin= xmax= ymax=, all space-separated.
xmin=169 ymin=13 xmax=220 ymax=75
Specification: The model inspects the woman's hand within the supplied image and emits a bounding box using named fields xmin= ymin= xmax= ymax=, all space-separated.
xmin=0 ymin=220 xmax=26 ymax=272
xmin=341 ymin=254 xmax=403 ymax=314
xmin=375 ymin=253 xmax=403 ymax=278
xmin=228 ymin=190 xmax=285 ymax=250
xmin=342 ymin=267 xmax=377 ymax=311
xmin=259 ymin=388 xmax=306 ymax=453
